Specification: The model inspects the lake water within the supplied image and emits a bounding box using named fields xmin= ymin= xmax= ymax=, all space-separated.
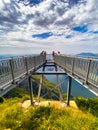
xmin=45 ymin=75 xmax=97 ymax=98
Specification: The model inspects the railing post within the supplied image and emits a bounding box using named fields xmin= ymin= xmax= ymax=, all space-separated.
xmin=24 ymin=57 xmax=28 ymax=75
xmin=37 ymin=56 xmax=45 ymax=102
xmin=72 ymin=57 xmax=75 ymax=75
xmin=28 ymin=76 xmax=33 ymax=105
xmin=64 ymin=56 xmax=66 ymax=70
xmin=9 ymin=58 xmax=15 ymax=84
xmin=85 ymin=59 xmax=91 ymax=84
xmin=66 ymin=76 xmax=72 ymax=106
xmin=37 ymin=57 xmax=45 ymax=102
xmin=34 ymin=56 xmax=36 ymax=70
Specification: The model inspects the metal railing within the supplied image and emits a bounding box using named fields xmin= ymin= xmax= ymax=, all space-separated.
xmin=0 ymin=53 xmax=98 ymax=96
xmin=54 ymin=55 xmax=98 ymax=88
xmin=0 ymin=55 xmax=45 ymax=89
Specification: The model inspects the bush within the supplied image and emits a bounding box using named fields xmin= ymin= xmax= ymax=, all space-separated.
xmin=4 ymin=86 xmax=29 ymax=98
xmin=75 ymin=97 xmax=98 ymax=117
xmin=21 ymin=95 xmax=30 ymax=103
xmin=0 ymin=97 xmax=4 ymax=103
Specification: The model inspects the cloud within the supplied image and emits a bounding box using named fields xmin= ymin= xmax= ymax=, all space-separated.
xmin=0 ymin=0 xmax=98 ymax=54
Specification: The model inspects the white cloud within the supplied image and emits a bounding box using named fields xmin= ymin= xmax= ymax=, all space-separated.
xmin=0 ymin=0 xmax=98 ymax=54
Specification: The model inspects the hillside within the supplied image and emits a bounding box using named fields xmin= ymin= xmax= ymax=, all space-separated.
xmin=0 ymin=98 xmax=98 ymax=129
xmin=31 ymin=75 xmax=67 ymax=100
xmin=0 ymin=86 xmax=98 ymax=130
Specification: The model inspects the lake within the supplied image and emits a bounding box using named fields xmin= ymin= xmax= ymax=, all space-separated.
xmin=45 ymin=75 xmax=97 ymax=98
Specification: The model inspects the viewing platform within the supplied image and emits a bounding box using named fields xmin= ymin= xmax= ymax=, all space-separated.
xmin=0 ymin=53 xmax=98 ymax=106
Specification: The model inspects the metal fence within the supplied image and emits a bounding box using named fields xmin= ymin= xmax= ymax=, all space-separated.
xmin=0 ymin=55 xmax=45 ymax=89
xmin=54 ymin=55 xmax=98 ymax=87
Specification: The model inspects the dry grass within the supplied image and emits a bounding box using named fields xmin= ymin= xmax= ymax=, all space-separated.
xmin=22 ymin=100 xmax=78 ymax=110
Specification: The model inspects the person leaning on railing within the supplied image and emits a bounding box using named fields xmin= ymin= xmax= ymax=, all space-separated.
xmin=40 ymin=51 xmax=47 ymax=62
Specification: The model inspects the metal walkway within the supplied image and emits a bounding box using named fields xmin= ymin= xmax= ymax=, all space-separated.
xmin=0 ymin=55 xmax=45 ymax=96
xmin=0 ymin=54 xmax=98 ymax=106
xmin=54 ymin=55 xmax=98 ymax=96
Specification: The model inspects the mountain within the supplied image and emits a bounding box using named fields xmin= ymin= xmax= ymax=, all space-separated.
xmin=77 ymin=52 xmax=98 ymax=58
xmin=0 ymin=54 xmax=15 ymax=59
xmin=0 ymin=54 xmax=36 ymax=59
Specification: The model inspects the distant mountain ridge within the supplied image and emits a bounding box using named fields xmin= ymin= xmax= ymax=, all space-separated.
xmin=0 ymin=54 xmax=16 ymax=59
xmin=77 ymin=52 xmax=98 ymax=58
xmin=0 ymin=53 xmax=98 ymax=60
xmin=0 ymin=54 xmax=36 ymax=59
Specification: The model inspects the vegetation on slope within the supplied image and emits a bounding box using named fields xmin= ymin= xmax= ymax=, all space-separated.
xmin=31 ymin=75 xmax=67 ymax=100
xmin=75 ymin=97 xmax=98 ymax=117
xmin=0 ymin=100 xmax=98 ymax=130
xmin=0 ymin=86 xmax=98 ymax=129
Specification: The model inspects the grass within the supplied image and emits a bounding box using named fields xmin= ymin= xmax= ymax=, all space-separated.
xmin=75 ymin=97 xmax=98 ymax=117
xmin=0 ymin=102 xmax=98 ymax=130
xmin=0 ymin=93 xmax=98 ymax=129
xmin=0 ymin=77 xmax=98 ymax=129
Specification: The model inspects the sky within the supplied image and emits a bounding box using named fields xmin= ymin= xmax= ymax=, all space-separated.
xmin=0 ymin=0 xmax=98 ymax=54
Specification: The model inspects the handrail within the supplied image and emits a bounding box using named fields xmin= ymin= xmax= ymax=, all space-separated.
xmin=54 ymin=54 xmax=98 ymax=88
xmin=0 ymin=55 xmax=45 ymax=89
xmin=0 ymin=54 xmax=98 ymax=96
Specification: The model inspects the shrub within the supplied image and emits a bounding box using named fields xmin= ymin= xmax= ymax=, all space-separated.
xmin=0 ymin=97 xmax=4 ymax=103
xmin=21 ymin=95 xmax=30 ymax=103
xmin=4 ymin=86 xmax=29 ymax=98
xmin=75 ymin=97 xmax=98 ymax=117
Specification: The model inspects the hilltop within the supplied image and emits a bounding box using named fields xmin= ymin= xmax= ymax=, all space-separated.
xmin=0 ymin=93 xmax=98 ymax=129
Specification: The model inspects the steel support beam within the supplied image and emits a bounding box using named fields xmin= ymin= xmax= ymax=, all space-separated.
xmin=56 ymin=74 xmax=63 ymax=101
xmin=66 ymin=76 xmax=72 ymax=106
xmin=37 ymin=60 xmax=45 ymax=102
xmin=34 ymin=72 xmax=66 ymax=75
xmin=55 ymin=65 xmax=63 ymax=102
xmin=28 ymin=76 xmax=33 ymax=105
xmin=37 ymin=75 xmax=43 ymax=102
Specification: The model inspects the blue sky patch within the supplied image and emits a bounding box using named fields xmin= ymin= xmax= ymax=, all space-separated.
xmin=66 ymin=35 xmax=73 ymax=39
xmin=18 ymin=0 xmax=43 ymax=5
xmin=91 ymin=31 xmax=98 ymax=34
xmin=30 ymin=0 xmax=43 ymax=5
xmin=32 ymin=32 xmax=53 ymax=39
xmin=72 ymin=25 xmax=88 ymax=33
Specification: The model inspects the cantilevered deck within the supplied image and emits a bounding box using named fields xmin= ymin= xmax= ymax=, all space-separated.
xmin=0 ymin=54 xmax=98 ymax=105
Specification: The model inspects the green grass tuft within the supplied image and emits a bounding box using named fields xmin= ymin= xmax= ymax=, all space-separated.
xmin=75 ymin=97 xmax=98 ymax=117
